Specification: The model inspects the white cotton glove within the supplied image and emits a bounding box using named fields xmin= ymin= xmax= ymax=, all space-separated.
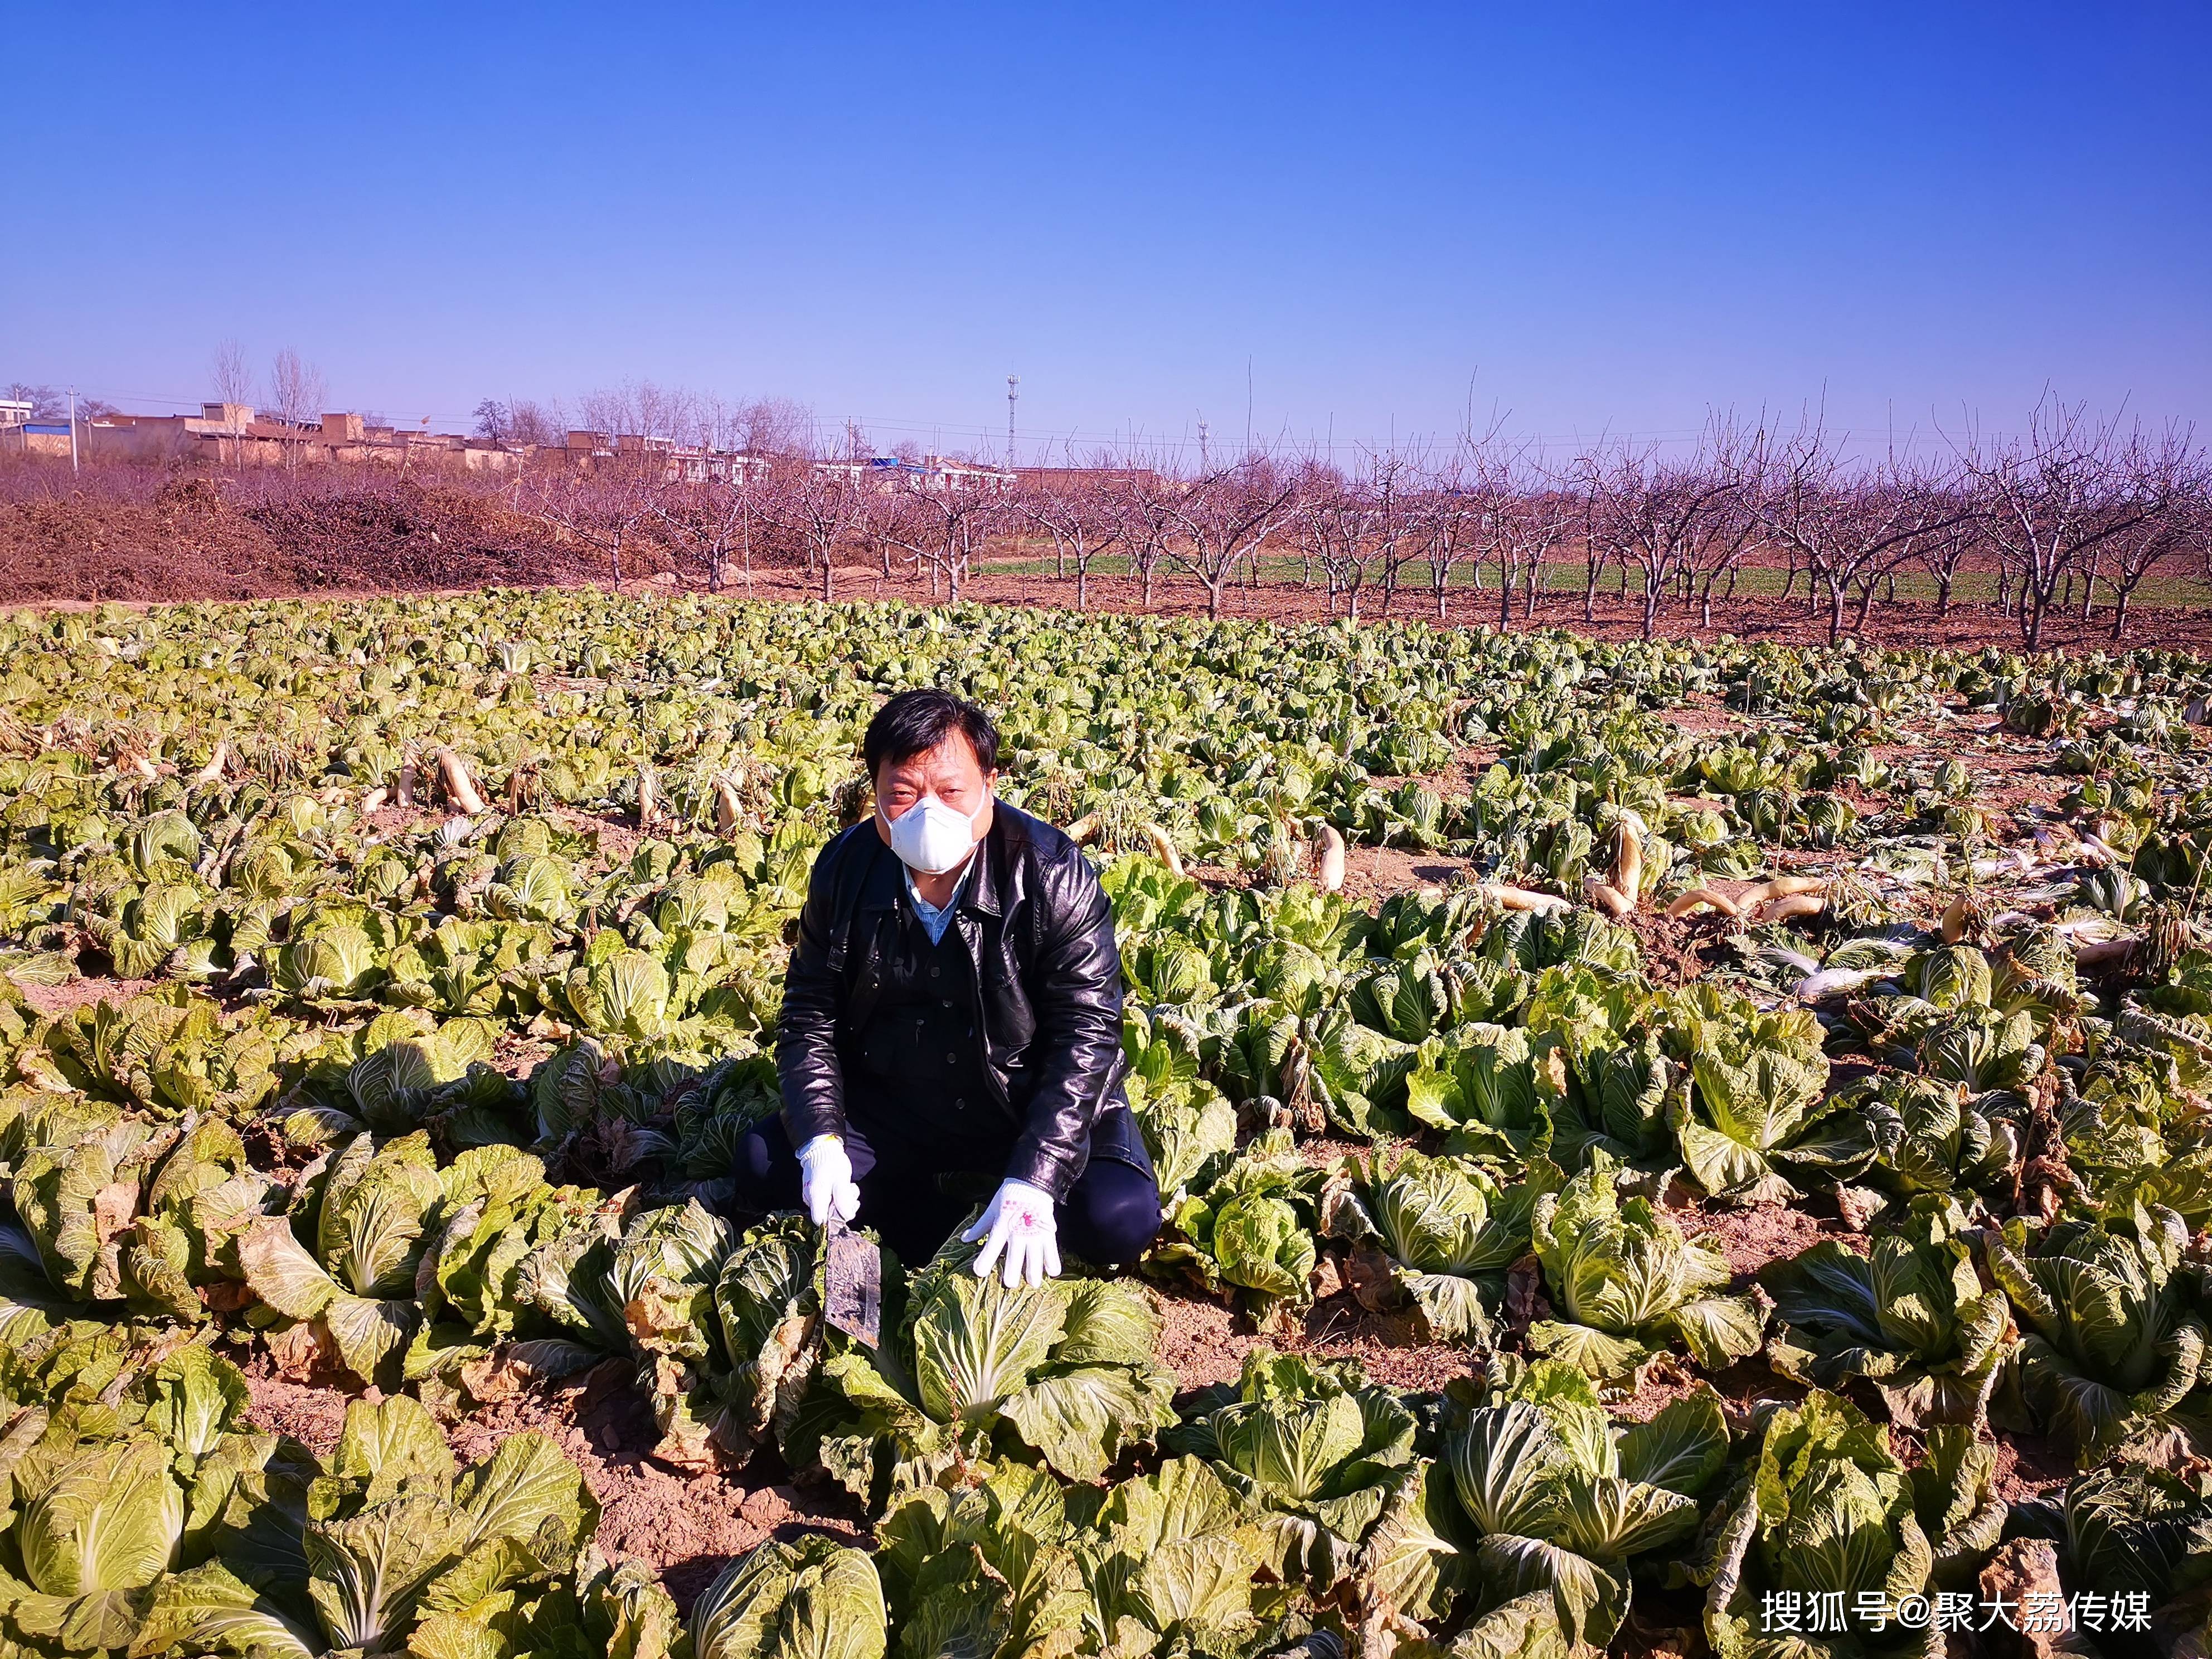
xmin=796 ymin=1135 xmax=860 ymax=1226
xmin=962 ymin=1178 xmax=1061 ymax=1289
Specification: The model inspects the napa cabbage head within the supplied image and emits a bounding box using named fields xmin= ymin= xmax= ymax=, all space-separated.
xmin=691 ymin=1535 xmax=885 ymax=1659
xmin=1985 ymin=1204 xmax=2209 ymax=1464
xmin=3 ymin=1433 xmax=184 ymax=1652
xmin=1321 ymin=1147 xmax=1557 ymax=1344
xmin=1165 ymin=1347 xmax=1417 ymax=1587
xmin=1697 ymin=1390 xmax=2002 ymax=1658
xmin=1528 ymin=1150 xmax=1766 ymax=1379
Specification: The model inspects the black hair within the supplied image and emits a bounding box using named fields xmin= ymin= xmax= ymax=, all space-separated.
xmin=864 ymin=688 xmax=1000 ymax=780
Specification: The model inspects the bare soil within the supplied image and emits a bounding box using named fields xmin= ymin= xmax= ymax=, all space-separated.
xmin=1336 ymin=844 xmax=1476 ymax=906
xmin=1153 ymin=1282 xmax=1485 ymax=1394
xmin=15 ymin=977 xmax=159 ymax=1017
xmin=1673 ymin=1192 xmax=1864 ymax=1280
xmin=0 ymin=477 xmax=636 ymax=606
xmin=242 ymin=1350 xmax=865 ymax=1612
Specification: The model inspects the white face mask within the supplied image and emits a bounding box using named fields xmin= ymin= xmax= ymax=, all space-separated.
xmin=881 ymin=793 xmax=985 ymax=875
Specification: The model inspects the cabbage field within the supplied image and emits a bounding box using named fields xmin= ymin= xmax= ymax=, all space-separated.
xmin=3 ymin=589 xmax=2212 ymax=1659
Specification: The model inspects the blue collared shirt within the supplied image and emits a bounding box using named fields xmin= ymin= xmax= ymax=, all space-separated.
xmin=904 ymin=856 xmax=975 ymax=945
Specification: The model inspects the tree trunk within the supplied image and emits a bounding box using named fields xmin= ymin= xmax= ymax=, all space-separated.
xmin=820 ymin=546 xmax=834 ymax=603
xmin=1077 ymin=561 xmax=1090 ymax=609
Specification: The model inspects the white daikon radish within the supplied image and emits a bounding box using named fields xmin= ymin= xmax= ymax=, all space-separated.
xmin=1665 ymin=886 xmax=1741 ymax=919
xmin=1481 ymin=882 xmax=1569 ymax=914
xmin=435 ymin=748 xmax=486 ymax=816
xmin=1317 ymin=824 xmax=1346 ymax=894
xmin=1611 ymin=814 xmax=1645 ymax=908
xmin=1142 ymin=822 xmax=1186 ymax=880
xmin=1583 ymin=875 xmax=1632 ymax=919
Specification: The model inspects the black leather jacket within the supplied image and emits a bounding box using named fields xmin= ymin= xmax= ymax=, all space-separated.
xmin=775 ymin=802 xmax=1149 ymax=1200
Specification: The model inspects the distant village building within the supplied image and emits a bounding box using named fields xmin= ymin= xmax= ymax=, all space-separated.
xmin=0 ymin=397 xmax=73 ymax=458
xmin=2 ymin=396 xmax=1044 ymax=491
xmin=54 ymin=404 xmax=542 ymax=473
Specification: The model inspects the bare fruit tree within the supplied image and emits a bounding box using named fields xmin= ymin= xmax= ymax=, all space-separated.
xmin=1413 ymin=459 xmax=1485 ymax=620
xmin=1166 ymin=455 xmax=1298 ymax=619
xmin=653 ymin=473 xmax=757 ymax=594
xmin=1114 ymin=468 xmax=1185 ymax=609
xmin=1287 ymin=460 xmax=1394 ymax=622
xmin=533 ymin=464 xmax=659 ymax=587
xmin=1959 ymin=397 xmax=2192 ymax=650
xmin=1583 ymin=439 xmax=1748 ymax=638
xmin=1459 ymin=439 xmax=1577 ymax=627
xmin=1360 ymin=449 xmax=1419 ymax=616
xmin=1023 ymin=472 xmax=1126 ymax=610
xmin=764 ymin=461 xmax=867 ymax=603
xmin=2093 ymin=437 xmax=2206 ymax=639
xmin=877 ymin=470 xmax=1005 ymax=604
xmin=1912 ymin=505 xmax=1984 ymax=620
xmin=1756 ymin=428 xmax=1980 ymax=644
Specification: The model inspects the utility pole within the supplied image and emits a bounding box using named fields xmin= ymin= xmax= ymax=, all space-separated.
xmin=1005 ymin=375 xmax=1019 ymax=472
xmin=1197 ymin=416 xmax=1210 ymax=470
xmin=67 ymin=386 xmax=79 ymax=474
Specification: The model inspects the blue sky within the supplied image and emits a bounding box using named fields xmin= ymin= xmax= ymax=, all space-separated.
xmin=7 ymin=1 xmax=2206 ymax=461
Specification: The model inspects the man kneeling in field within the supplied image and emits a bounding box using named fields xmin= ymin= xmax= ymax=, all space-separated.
xmin=733 ymin=688 xmax=1162 ymax=1285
